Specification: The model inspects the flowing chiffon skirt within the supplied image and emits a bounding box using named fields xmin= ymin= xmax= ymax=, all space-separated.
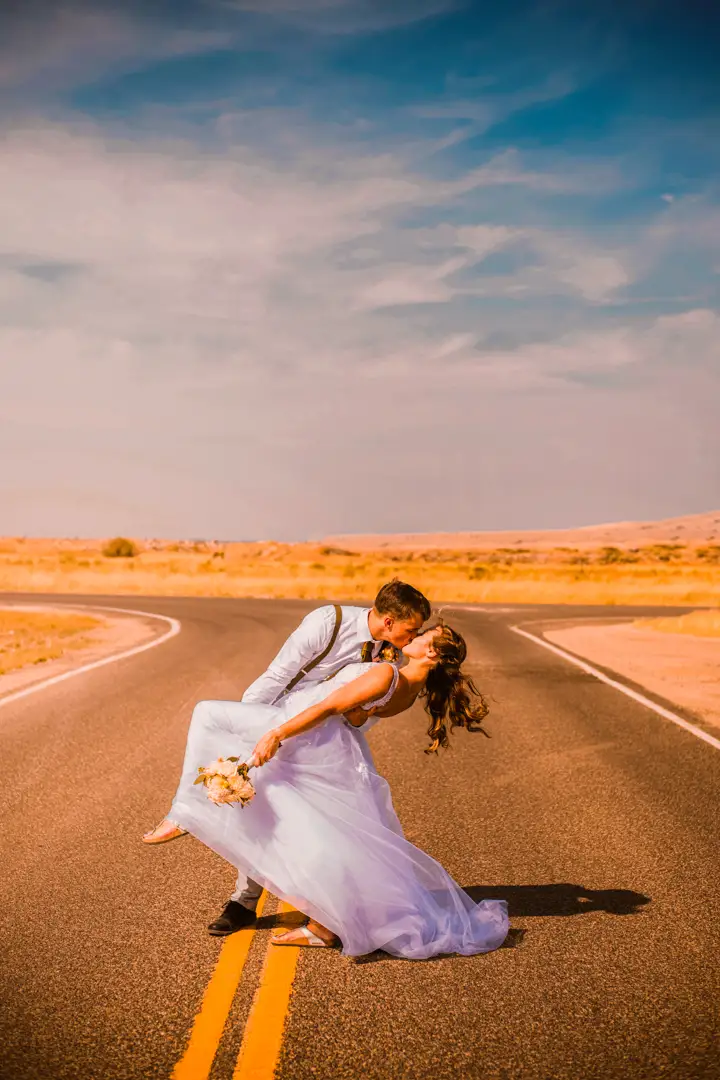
xmin=169 ymin=681 xmax=508 ymax=959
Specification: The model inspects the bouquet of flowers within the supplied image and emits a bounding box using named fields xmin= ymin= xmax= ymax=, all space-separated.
xmin=194 ymin=757 xmax=256 ymax=807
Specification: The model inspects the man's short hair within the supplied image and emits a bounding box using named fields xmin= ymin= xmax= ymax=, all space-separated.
xmin=374 ymin=579 xmax=431 ymax=622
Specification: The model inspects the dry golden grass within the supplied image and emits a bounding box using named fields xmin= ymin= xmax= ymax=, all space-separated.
xmin=0 ymin=535 xmax=718 ymax=608
xmin=635 ymin=609 xmax=720 ymax=638
xmin=0 ymin=610 xmax=102 ymax=675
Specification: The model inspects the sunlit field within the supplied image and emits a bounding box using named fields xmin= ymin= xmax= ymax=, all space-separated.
xmin=0 ymin=609 xmax=101 ymax=675
xmin=0 ymin=536 xmax=718 ymax=609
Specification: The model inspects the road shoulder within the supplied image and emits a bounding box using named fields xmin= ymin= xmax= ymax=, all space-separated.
xmin=543 ymin=620 xmax=720 ymax=730
xmin=0 ymin=602 xmax=168 ymax=702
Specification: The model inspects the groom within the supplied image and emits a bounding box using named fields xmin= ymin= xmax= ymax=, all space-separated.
xmin=208 ymin=578 xmax=432 ymax=935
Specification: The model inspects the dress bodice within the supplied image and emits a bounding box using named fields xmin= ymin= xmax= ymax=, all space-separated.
xmin=339 ymin=661 xmax=399 ymax=734
xmin=361 ymin=662 xmax=400 ymax=711
xmin=278 ymin=661 xmax=399 ymax=731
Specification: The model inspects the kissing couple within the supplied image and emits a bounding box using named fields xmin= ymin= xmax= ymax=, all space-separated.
xmin=143 ymin=580 xmax=509 ymax=959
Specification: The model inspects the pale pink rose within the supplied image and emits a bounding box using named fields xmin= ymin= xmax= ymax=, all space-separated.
xmin=199 ymin=757 xmax=256 ymax=807
xmin=227 ymin=773 xmax=255 ymax=805
xmin=206 ymin=776 xmax=233 ymax=805
xmin=207 ymin=758 xmax=238 ymax=778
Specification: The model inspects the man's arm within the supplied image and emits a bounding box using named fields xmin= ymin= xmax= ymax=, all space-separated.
xmin=241 ymin=606 xmax=336 ymax=705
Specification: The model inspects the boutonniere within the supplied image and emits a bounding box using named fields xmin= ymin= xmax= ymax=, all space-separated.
xmin=361 ymin=641 xmax=399 ymax=663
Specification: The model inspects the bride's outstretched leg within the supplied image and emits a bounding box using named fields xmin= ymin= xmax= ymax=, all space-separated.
xmin=141 ymin=700 xmax=227 ymax=844
xmin=174 ymin=700 xmax=225 ymax=777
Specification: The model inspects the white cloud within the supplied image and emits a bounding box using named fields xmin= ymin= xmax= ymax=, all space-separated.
xmin=523 ymin=231 xmax=632 ymax=301
xmin=465 ymin=309 xmax=720 ymax=388
xmin=449 ymin=224 xmax=515 ymax=258
xmin=0 ymin=4 xmax=232 ymax=93
xmin=648 ymin=194 xmax=720 ymax=251
xmin=353 ymin=256 xmax=467 ymax=308
xmin=454 ymin=224 xmax=631 ymax=301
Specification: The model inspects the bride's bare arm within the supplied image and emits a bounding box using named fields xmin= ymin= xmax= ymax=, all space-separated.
xmin=251 ymin=664 xmax=395 ymax=765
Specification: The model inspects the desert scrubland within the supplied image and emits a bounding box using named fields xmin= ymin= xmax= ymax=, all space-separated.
xmin=0 ymin=510 xmax=719 ymax=607
xmin=0 ymin=603 xmax=169 ymax=697
xmin=0 ymin=608 xmax=102 ymax=675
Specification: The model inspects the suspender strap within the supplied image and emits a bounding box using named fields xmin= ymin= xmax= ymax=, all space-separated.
xmin=283 ymin=604 xmax=342 ymax=695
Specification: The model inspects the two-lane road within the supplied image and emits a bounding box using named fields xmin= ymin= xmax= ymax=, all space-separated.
xmin=1 ymin=595 xmax=718 ymax=1079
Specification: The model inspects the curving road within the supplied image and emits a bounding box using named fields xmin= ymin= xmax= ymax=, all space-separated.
xmin=1 ymin=594 xmax=718 ymax=1080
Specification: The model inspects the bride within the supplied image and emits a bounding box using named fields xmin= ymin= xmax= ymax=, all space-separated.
xmin=143 ymin=624 xmax=508 ymax=959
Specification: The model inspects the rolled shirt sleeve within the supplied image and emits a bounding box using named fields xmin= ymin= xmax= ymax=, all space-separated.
xmin=241 ymin=605 xmax=337 ymax=705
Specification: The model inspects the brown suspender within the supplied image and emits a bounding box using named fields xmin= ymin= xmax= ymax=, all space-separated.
xmin=283 ymin=604 xmax=342 ymax=695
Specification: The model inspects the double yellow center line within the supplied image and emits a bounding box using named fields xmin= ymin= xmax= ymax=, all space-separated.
xmin=171 ymin=895 xmax=301 ymax=1080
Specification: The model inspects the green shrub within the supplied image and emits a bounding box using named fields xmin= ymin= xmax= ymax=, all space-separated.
xmin=102 ymin=537 xmax=138 ymax=558
xmin=199 ymin=558 xmax=224 ymax=573
xmin=643 ymin=544 xmax=685 ymax=562
xmin=598 ymin=546 xmax=623 ymax=564
xmin=598 ymin=546 xmax=639 ymax=565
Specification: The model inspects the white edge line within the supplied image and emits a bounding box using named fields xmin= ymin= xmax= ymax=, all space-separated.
xmin=0 ymin=603 xmax=181 ymax=709
xmin=511 ymin=624 xmax=720 ymax=753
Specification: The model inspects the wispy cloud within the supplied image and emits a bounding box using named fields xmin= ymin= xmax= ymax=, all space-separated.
xmin=410 ymin=73 xmax=576 ymax=124
xmin=461 ymin=308 xmax=720 ymax=389
xmin=215 ymin=0 xmax=458 ymax=34
xmin=0 ymin=3 xmax=232 ymax=94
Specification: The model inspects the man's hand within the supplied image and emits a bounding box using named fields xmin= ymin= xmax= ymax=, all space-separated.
xmin=251 ymin=729 xmax=283 ymax=766
xmin=344 ymin=705 xmax=377 ymax=728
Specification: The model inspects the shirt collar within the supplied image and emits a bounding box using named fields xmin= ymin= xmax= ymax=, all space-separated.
xmin=357 ymin=608 xmax=374 ymax=642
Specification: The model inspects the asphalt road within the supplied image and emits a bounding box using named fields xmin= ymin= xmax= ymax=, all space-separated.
xmin=1 ymin=594 xmax=718 ymax=1080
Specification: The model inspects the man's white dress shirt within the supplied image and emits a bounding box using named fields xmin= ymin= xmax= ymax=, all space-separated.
xmin=230 ymin=604 xmax=380 ymax=907
xmin=242 ymin=605 xmax=375 ymax=706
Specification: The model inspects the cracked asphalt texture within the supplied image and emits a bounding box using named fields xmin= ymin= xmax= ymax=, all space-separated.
xmin=1 ymin=595 xmax=718 ymax=1080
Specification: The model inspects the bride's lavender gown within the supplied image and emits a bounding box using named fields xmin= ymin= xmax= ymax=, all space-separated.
xmin=169 ymin=663 xmax=508 ymax=959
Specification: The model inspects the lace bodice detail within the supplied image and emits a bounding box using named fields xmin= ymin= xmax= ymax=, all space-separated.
xmin=361 ymin=662 xmax=400 ymax=711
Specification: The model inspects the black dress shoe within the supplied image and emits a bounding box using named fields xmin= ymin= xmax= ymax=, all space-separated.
xmin=208 ymin=900 xmax=257 ymax=936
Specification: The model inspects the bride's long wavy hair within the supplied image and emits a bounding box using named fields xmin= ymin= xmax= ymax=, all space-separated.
xmin=420 ymin=625 xmax=490 ymax=754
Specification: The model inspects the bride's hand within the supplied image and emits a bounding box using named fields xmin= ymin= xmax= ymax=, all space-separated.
xmin=251 ymin=729 xmax=283 ymax=766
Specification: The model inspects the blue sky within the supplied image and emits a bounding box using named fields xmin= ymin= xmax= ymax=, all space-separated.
xmin=0 ymin=0 xmax=718 ymax=539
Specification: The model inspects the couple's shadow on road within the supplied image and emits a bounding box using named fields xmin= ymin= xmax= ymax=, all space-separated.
xmin=258 ymin=883 xmax=650 ymax=962
xmin=464 ymin=882 xmax=651 ymax=918
xmin=462 ymin=883 xmax=649 ymax=955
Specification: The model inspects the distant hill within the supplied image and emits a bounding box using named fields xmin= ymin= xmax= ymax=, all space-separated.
xmin=322 ymin=510 xmax=720 ymax=552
